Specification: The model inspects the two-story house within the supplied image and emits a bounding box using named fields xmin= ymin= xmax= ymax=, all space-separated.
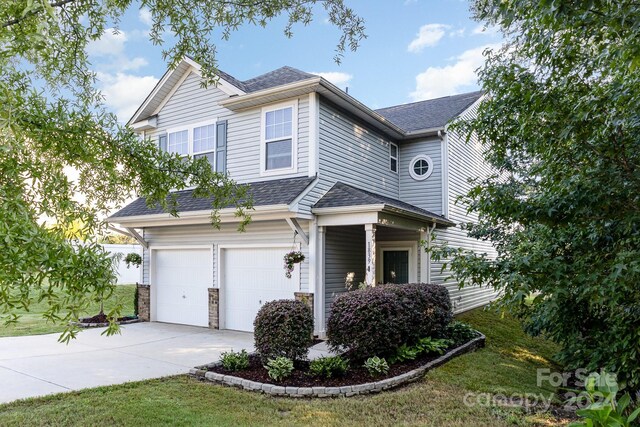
xmin=108 ymin=57 xmax=497 ymax=336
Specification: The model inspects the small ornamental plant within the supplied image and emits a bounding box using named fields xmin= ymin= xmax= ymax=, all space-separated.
xmin=283 ymin=251 xmax=305 ymax=278
xmin=265 ymin=356 xmax=294 ymax=382
xmin=124 ymin=252 xmax=142 ymax=269
xmin=363 ymin=356 xmax=389 ymax=377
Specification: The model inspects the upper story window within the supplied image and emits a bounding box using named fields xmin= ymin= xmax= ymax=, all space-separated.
xmin=159 ymin=120 xmax=227 ymax=173
xmin=389 ymin=142 xmax=398 ymax=173
xmin=261 ymin=101 xmax=297 ymax=175
xmin=409 ymin=154 xmax=434 ymax=181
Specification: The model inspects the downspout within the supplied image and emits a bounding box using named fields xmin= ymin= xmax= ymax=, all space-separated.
xmin=426 ymin=221 xmax=437 ymax=283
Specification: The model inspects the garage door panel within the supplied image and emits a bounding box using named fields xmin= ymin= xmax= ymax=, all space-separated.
xmin=223 ymin=247 xmax=298 ymax=332
xmin=155 ymin=248 xmax=212 ymax=327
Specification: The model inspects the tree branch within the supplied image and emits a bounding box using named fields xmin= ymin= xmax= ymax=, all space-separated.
xmin=2 ymin=0 xmax=78 ymax=28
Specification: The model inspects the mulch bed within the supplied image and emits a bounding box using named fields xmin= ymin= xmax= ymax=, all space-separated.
xmin=79 ymin=313 xmax=138 ymax=323
xmin=207 ymin=342 xmax=465 ymax=388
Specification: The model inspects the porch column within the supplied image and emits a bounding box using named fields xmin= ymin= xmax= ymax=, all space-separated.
xmin=365 ymin=223 xmax=377 ymax=286
xmin=315 ymin=225 xmax=326 ymax=337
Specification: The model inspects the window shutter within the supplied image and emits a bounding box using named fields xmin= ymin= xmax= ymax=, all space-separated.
xmin=158 ymin=134 xmax=168 ymax=152
xmin=216 ymin=121 xmax=227 ymax=173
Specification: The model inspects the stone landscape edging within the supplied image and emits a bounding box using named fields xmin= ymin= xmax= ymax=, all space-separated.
xmin=72 ymin=317 xmax=141 ymax=328
xmin=190 ymin=331 xmax=486 ymax=398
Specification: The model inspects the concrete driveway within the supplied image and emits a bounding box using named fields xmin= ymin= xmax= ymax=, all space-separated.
xmin=0 ymin=322 xmax=254 ymax=404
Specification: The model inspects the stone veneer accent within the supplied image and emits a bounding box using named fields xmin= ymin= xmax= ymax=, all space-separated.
xmin=190 ymin=332 xmax=486 ymax=398
xmin=208 ymin=288 xmax=219 ymax=329
xmin=137 ymin=284 xmax=150 ymax=322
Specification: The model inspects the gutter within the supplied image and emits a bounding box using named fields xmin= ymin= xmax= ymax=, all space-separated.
xmin=106 ymin=204 xmax=293 ymax=228
xmin=311 ymin=204 xmax=455 ymax=227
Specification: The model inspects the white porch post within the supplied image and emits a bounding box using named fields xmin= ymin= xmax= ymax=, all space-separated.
xmin=315 ymin=225 xmax=326 ymax=336
xmin=365 ymin=223 xmax=377 ymax=286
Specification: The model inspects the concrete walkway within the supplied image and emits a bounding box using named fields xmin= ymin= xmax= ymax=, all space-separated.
xmin=0 ymin=322 xmax=254 ymax=404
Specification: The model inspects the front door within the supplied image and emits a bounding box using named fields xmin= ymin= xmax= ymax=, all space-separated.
xmin=383 ymin=250 xmax=409 ymax=284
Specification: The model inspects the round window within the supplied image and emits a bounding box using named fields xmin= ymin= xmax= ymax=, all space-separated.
xmin=409 ymin=155 xmax=434 ymax=180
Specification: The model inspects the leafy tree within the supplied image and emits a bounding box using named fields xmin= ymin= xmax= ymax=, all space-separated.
xmin=434 ymin=0 xmax=640 ymax=389
xmin=0 ymin=0 xmax=365 ymax=341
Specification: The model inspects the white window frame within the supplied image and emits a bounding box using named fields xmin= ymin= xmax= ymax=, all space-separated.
xmin=409 ymin=154 xmax=434 ymax=181
xmin=166 ymin=119 xmax=218 ymax=168
xmin=389 ymin=142 xmax=399 ymax=173
xmin=260 ymin=100 xmax=298 ymax=176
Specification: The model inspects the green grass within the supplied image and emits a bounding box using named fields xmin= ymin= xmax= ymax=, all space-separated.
xmin=0 ymin=284 xmax=136 ymax=338
xmin=0 ymin=308 xmax=567 ymax=426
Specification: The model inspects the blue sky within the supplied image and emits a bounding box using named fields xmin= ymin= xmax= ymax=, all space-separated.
xmin=88 ymin=0 xmax=502 ymax=122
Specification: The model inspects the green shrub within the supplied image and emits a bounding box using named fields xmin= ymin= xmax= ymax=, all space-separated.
xmin=388 ymin=338 xmax=452 ymax=364
xmin=254 ymin=299 xmax=313 ymax=361
xmin=363 ymin=356 xmax=389 ymax=377
xmin=264 ymin=356 xmax=294 ymax=382
xmin=567 ymin=371 xmax=640 ymax=427
xmin=327 ymin=283 xmax=452 ymax=359
xmin=388 ymin=344 xmax=419 ymax=364
xmin=309 ymin=356 xmax=349 ymax=379
xmin=220 ymin=349 xmax=249 ymax=371
xmin=444 ymin=321 xmax=478 ymax=346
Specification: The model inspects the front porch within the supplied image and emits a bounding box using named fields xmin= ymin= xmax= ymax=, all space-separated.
xmin=311 ymin=182 xmax=455 ymax=330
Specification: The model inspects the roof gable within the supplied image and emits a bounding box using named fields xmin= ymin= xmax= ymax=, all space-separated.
xmin=127 ymin=57 xmax=246 ymax=125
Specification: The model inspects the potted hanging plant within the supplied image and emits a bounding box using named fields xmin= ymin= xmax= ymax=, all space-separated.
xmin=284 ymin=251 xmax=305 ymax=278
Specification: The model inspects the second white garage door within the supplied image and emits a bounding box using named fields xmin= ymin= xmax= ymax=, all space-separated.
xmin=222 ymin=247 xmax=298 ymax=332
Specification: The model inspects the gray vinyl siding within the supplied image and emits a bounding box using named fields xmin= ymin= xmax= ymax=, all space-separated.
xmin=431 ymin=102 xmax=499 ymax=313
xmin=324 ymin=225 xmax=365 ymax=316
xmin=141 ymin=220 xmax=310 ymax=293
xmin=398 ymin=138 xmax=443 ymax=215
xmin=147 ymin=71 xmax=309 ymax=183
xmin=317 ymin=99 xmax=399 ymax=198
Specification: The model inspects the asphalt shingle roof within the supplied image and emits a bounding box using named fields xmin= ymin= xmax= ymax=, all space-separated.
xmin=218 ymin=66 xmax=315 ymax=94
xmin=375 ymin=91 xmax=483 ymax=132
xmin=313 ymin=182 xmax=453 ymax=225
xmin=110 ymin=176 xmax=315 ymax=218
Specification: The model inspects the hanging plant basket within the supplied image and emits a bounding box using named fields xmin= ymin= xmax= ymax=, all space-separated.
xmin=284 ymin=251 xmax=305 ymax=278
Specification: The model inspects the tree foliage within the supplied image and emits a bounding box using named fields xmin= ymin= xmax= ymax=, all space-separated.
xmin=0 ymin=0 xmax=365 ymax=341
xmin=435 ymin=0 xmax=640 ymax=389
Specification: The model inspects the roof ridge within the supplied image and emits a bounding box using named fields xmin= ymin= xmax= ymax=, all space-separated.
xmin=375 ymin=90 xmax=484 ymax=112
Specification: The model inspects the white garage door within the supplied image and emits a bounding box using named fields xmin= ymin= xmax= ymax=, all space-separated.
xmin=155 ymin=248 xmax=212 ymax=327
xmin=223 ymin=247 xmax=298 ymax=332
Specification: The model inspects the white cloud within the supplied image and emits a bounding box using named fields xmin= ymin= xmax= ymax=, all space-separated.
xmin=449 ymin=28 xmax=465 ymax=38
xmin=310 ymin=71 xmax=353 ymax=88
xmin=87 ymin=30 xmax=126 ymax=57
xmin=407 ymin=24 xmax=450 ymax=53
xmin=87 ymin=29 xmax=147 ymax=71
xmin=410 ymin=44 xmax=500 ymax=101
xmin=139 ymin=8 xmax=153 ymax=27
xmin=98 ymin=72 xmax=159 ymax=121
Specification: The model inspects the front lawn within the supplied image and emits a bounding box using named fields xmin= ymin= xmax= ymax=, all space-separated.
xmin=0 ymin=284 xmax=136 ymax=338
xmin=0 ymin=308 xmax=568 ymax=426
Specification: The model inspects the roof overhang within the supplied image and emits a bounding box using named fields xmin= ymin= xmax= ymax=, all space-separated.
xmin=312 ymin=204 xmax=454 ymax=229
xmin=106 ymin=204 xmax=311 ymax=228
xmin=219 ymin=78 xmax=408 ymax=140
